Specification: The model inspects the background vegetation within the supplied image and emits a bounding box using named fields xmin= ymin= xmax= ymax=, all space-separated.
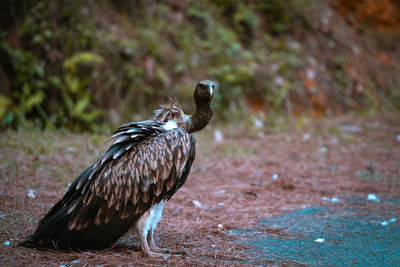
xmin=1 ymin=0 xmax=399 ymax=132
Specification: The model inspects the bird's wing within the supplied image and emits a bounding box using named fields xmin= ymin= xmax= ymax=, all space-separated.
xmin=27 ymin=122 xmax=194 ymax=250
xmin=67 ymin=126 xmax=193 ymax=230
xmin=37 ymin=120 xmax=164 ymax=226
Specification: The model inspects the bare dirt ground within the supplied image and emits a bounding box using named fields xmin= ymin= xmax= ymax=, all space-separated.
xmin=1 ymin=114 xmax=399 ymax=266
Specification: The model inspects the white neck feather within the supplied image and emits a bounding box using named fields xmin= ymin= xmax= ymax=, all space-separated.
xmin=162 ymin=120 xmax=178 ymax=131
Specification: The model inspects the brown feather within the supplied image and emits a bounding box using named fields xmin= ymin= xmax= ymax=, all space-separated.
xmin=130 ymin=187 xmax=139 ymax=205
xmin=66 ymin=128 xmax=194 ymax=240
xmin=154 ymin=180 xmax=164 ymax=197
xmin=141 ymin=189 xmax=150 ymax=203
xmin=84 ymin=190 xmax=97 ymax=206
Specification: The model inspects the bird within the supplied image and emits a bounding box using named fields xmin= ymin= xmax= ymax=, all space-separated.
xmin=19 ymin=80 xmax=215 ymax=257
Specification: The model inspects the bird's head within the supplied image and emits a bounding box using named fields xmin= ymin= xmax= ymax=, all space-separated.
xmin=194 ymin=80 xmax=215 ymax=103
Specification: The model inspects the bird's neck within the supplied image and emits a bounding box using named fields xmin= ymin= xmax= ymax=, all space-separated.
xmin=185 ymin=100 xmax=213 ymax=134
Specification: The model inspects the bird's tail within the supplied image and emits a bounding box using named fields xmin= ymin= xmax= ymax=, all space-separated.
xmin=18 ymin=236 xmax=39 ymax=248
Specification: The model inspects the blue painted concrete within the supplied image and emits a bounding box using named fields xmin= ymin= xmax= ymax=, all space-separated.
xmin=232 ymin=197 xmax=400 ymax=266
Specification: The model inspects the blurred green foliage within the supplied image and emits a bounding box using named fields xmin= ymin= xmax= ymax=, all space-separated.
xmin=0 ymin=0 xmax=398 ymax=131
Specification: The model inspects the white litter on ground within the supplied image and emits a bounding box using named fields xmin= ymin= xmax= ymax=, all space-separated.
xmin=27 ymin=189 xmax=36 ymax=199
xmin=331 ymin=197 xmax=340 ymax=203
xmin=191 ymin=200 xmax=202 ymax=208
xmin=303 ymin=133 xmax=311 ymax=141
xmin=314 ymin=238 xmax=325 ymax=243
xmin=390 ymin=218 xmax=396 ymax=223
xmin=253 ymin=118 xmax=263 ymax=129
xmin=3 ymin=241 xmax=10 ymax=246
xmin=396 ymin=134 xmax=400 ymax=142
xmin=381 ymin=221 xmax=388 ymax=226
xmin=272 ymin=174 xmax=279 ymax=180
xmin=217 ymin=224 xmax=224 ymax=230
xmin=67 ymin=147 xmax=77 ymax=152
xmin=318 ymin=147 xmax=327 ymax=153
xmin=367 ymin=193 xmax=380 ymax=202
xmin=218 ymin=202 xmax=224 ymax=206
xmin=214 ymin=129 xmax=224 ymax=143
xmin=339 ymin=125 xmax=362 ymax=133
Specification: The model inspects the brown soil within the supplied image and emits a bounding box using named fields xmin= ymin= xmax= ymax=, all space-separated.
xmin=337 ymin=0 xmax=400 ymax=33
xmin=1 ymin=114 xmax=399 ymax=266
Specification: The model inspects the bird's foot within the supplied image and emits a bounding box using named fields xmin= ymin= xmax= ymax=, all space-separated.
xmin=142 ymin=250 xmax=171 ymax=258
xmin=151 ymin=247 xmax=187 ymax=257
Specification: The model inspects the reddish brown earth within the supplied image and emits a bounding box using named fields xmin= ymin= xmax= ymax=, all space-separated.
xmin=0 ymin=114 xmax=399 ymax=266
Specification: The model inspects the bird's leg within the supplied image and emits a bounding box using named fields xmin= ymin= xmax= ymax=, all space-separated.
xmin=147 ymin=228 xmax=187 ymax=256
xmin=147 ymin=228 xmax=168 ymax=253
xmin=137 ymin=228 xmax=170 ymax=258
xmin=136 ymin=212 xmax=169 ymax=258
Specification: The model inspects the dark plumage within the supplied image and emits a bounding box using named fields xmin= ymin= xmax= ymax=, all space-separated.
xmin=19 ymin=80 xmax=215 ymax=257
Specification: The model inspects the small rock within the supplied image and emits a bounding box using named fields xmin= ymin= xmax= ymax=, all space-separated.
xmin=322 ymin=196 xmax=330 ymax=201
xmin=367 ymin=193 xmax=380 ymax=202
xmin=217 ymin=224 xmax=224 ymax=230
xmin=314 ymin=238 xmax=325 ymax=243
xmin=271 ymin=174 xmax=279 ymax=180
xmin=381 ymin=221 xmax=388 ymax=226
xmin=3 ymin=241 xmax=10 ymax=246
xmin=390 ymin=218 xmax=396 ymax=223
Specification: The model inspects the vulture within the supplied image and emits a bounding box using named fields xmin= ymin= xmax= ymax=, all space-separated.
xmin=19 ymin=80 xmax=215 ymax=257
